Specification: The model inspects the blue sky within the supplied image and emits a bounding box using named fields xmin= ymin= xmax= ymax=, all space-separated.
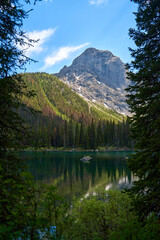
xmin=22 ymin=0 xmax=137 ymax=74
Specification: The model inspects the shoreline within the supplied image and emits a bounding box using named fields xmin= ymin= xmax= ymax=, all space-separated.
xmin=20 ymin=147 xmax=134 ymax=153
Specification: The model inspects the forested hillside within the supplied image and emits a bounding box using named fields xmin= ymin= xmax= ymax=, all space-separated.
xmin=20 ymin=72 xmax=132 ymax=149
xmin=22 ymin=72 xmax=123 ymax=122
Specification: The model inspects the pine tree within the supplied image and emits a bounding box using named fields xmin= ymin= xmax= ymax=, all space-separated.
xmin=126 ymin=0 xmax=160 ymax=218
xmin=75 ymin=122 xmax=80 ymax=148
xmin=0 ymin=0 xmax=39 ymax=237
xmin=90 ymin=118 xmax=97 ymax=150
xmin=79 ymin=122 xmax=85 ymax=147
xmin=97 ymin=121 xmax=103 ymax=147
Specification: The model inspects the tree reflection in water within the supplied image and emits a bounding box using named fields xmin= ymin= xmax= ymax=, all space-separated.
xmin=20 ymin=151 xmax=135 ymax=200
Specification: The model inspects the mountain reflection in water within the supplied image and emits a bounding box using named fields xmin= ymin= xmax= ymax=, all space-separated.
xmin=19 ymin=151 xmax=134 ymax=199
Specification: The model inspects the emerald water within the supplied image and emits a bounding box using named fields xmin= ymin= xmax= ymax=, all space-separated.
xmin=20 ymin=151 xmax=134 ymax=199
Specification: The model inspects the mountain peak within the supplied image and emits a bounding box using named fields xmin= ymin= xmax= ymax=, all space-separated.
xmin=55 ymin=48 xmax=129 ymax=115
xmin=72 ymin=48 xmax=115 ymax=68
xmin=82 ymin=47 xmax=113 ymax=55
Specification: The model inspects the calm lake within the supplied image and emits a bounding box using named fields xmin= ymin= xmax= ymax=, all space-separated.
xmin=19 ymin=151 xmax=134 ymax=200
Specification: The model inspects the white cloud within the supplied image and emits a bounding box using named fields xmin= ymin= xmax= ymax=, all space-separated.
xmin=20 ymin=28 xmax=57 ymax=57
xmin=89 ymin=0 xmax=108 ymax=5
xmin=41 ymin=43 xmax=90 ymax=70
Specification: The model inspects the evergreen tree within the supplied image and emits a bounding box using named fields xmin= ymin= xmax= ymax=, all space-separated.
xmin=126 ymin=0 xmax=160 ymax=218
xmin=84 ymin=126 xmax=90 ymax=150
xmin=63 ymin=120 xmax=68 ymax=148
xmin=104 ymin=120 xmax=109 ymax=147
xmin=90 ymin=118 xmax=97 ymax=150
xmin=75 ymin=122 xmax=80 ymax=148
xmin=68 ymin=119 xmax=74 ymax=148
xmin=79 ymin=122 xmax=85 ymax=147
xmin=0 ymin=0 xmax=39 ymax=237
xmin=97 ymin=121 xmax=103 ymax=147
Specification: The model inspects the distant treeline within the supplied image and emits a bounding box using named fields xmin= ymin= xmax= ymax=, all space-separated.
xmin=21 ymin=109 xmax=132 ymax=149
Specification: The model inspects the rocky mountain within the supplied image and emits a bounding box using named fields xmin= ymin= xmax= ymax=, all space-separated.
xmin=55 ymin=48 xmax=130 ymax=115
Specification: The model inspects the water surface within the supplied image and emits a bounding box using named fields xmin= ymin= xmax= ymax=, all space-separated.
xmin=20 ymin=151 xmax=134 ymax=199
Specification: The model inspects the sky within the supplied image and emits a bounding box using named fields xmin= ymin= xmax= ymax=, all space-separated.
xmin=21 ymin=0 xmax=138 ymax=74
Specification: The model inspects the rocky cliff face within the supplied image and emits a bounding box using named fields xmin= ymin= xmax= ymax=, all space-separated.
xmin=55 ymin=48 xmax=130 ymax=115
